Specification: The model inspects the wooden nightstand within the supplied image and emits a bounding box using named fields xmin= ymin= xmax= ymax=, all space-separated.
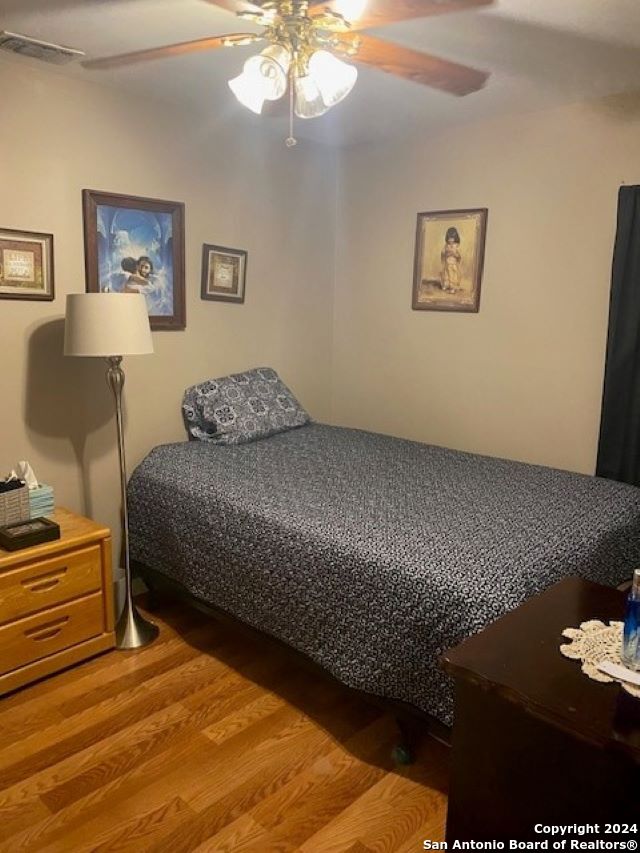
xmin=0 ymin=507 xmax=115 ymax=695
xmin=442 ymin=577 xmax=640 ymax=839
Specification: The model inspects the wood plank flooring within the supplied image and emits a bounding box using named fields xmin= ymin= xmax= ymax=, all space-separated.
xmin=0 ymin=599 xmax=449 ymax=852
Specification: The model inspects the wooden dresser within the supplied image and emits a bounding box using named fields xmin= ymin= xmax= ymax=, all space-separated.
xmin=0 ymin=507 xmax=115 ymax=695
xmin=442 ymin=577 xmax=639 ymax=839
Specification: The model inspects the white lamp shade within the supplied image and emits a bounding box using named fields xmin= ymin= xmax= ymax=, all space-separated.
xmin=308 ymin=50 xmax=358 ymax=107
xmin=228 ymin=71 xmax=267 ymax=114
xmin=229 ymin=45 xmax=291 ymax=113
xmin=244 ymin=45 xmax=290 ymax=101
xmin=64 ymin=293 xmax=154 ymax=357
xmin=295 ymin=75 xmax=330 ymax=119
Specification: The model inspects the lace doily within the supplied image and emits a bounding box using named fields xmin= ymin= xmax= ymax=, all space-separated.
xmin=560 ymin=620 xmax=640 ymax=698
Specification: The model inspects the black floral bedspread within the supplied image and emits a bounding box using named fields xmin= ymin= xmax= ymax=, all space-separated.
xmin=128 ymin=423 xmax=640 ymax=725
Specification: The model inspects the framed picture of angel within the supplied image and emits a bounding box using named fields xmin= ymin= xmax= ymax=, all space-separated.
xmin=83 ymin=189 xmax=186 ymax=330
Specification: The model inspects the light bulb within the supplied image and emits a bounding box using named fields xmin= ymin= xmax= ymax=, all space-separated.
xmin=308 ymin=50 xmax=358 ymax=108
xmin=334 ymin=0 xmax=367 ymax=21
xmin=228 ymin=71 xmax=266 ymax=114
xmin=294 ymin=75 xmax=330 ymax=119
xmin=244 ymin=44 xmax=291 ymax=101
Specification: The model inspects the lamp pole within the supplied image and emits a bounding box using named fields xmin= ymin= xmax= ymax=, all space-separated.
xmin=106 ymin=356 xmax=158 ymax=649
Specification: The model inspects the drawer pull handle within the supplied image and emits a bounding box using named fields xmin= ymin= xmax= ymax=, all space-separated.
xmin=25 ymin=616 xmax=69 ymax=641
xmin=21 ymin=568 xmax=67 ymax=593
xmin=29 ymin=628 xmax=63 ymax=642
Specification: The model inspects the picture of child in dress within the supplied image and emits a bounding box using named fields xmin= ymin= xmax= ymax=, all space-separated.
xmin=440 ymin=226 xmax=462 ymax=293
xmin=412 ymin=209 xmax=487 ymax=313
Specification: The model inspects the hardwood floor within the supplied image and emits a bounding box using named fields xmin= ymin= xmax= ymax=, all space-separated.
xmin=0 ymin=599 xmax=449 ymax=852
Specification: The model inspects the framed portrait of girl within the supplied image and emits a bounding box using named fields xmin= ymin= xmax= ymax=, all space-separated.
xmin=412 ymin=208 xmax=488 ymax=313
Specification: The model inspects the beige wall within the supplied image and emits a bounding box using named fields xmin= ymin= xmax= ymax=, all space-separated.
xmin=332 ymin=98 xmax=640 ymax=474
xmin=3 ymin=55 xmax=639 ymax=579
xmin=0 ymin=58 xmax=336 ymax=568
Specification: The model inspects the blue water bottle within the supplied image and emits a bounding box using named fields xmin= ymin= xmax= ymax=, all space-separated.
xmin=622 ymin=568 xmax=640 ymax=671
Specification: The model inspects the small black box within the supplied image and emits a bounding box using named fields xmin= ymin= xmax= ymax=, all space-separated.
xmin=0 ymin=517 xmax=60 ymax=552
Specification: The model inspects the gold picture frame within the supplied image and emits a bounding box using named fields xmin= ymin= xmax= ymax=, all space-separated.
xmin=0 ymin=228 xmax=54 ymax=301
xmin=412 ymin=208 xmax=488 ymax=313
xmin=201 ymin=244 xmax=247 ymax=304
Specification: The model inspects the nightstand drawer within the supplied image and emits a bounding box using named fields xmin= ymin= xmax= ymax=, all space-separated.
xmin=0 ymin=592 xmax=104 ymax=676
xmin=0 ymin=545 xmax=102 ymax=625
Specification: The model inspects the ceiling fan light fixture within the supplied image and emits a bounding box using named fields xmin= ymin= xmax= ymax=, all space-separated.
xmin=294 ymin=75 xmax=330 ymax=119
xmin=243 ymin=44 xmax=291 ymax=101
xmin=308 ymin=50 xmax=358 ymax=108
xmin=228 ymin=71 xmax=267 ymax=114
xmin=83 ymin=0 xmax=493 ymax=145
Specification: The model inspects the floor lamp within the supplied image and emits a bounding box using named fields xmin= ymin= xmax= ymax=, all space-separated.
xmin=64 ymin=293 xmax=159 ymax=649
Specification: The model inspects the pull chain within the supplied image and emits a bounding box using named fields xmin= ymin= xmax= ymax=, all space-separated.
xmin=285 ymin=66 xmax=297 ymax=147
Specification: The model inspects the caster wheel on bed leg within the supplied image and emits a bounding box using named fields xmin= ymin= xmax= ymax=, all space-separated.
xmin=393 ymin=716 xmax=418 ymax=765
xmin=392 ymin=744 xmax=415 ymax=766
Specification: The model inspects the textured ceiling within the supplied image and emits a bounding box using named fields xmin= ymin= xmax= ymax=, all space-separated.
xmin=2 ymin=0 xmax=640 ymax=146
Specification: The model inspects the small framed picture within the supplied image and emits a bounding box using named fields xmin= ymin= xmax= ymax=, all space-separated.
xmin=83 ymin=189 xmax=186 ymax=330
xmin=412 ymin=208 xmax=488 ymax=313
xmin=0 ymin=228 xmax=54 ymax=301
xmin=201 ymin=244 xmax=247 ymax=304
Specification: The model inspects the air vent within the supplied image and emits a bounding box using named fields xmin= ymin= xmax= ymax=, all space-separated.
xmin=0 ymin=31 xmax=85 ymax=65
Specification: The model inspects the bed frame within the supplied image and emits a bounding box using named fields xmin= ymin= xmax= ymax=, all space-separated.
xmin=133 ymin=560 xmax=452 ymax=761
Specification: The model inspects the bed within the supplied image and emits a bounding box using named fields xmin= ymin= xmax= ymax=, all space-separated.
xmin=127 ymin=421 xmax=640 ymax=727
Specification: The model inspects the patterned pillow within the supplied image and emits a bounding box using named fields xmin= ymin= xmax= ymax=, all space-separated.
xmin=182 ymin=367 xmax=311 ymax=445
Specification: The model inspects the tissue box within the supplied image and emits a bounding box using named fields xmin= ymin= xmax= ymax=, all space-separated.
xmin=29 ymin=484 xmax=55 ymax=519
xmin=0 ymin=484 xmax=30 ymax=526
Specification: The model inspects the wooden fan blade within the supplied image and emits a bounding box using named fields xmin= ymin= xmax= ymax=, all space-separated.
xmin=310 ymin=0 xmax=493 ymax=31
xmin=82 ymin=33 xmax=258 ymax=70
xmin=349 ymin=34 xmax=489 ymax=95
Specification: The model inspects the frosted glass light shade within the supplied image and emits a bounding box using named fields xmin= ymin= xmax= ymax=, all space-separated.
xmin=308 ymin=50 xmax=358 ymax=107
xmin=244 ymin=45 xmax=290 ymax=101
xmin=228 ymin=71 xmax=266 ymax=114
xmin=294 ymin=75 xmax=329 ymax=119
xmin=64 ymin=293 xmax=153 ymax=357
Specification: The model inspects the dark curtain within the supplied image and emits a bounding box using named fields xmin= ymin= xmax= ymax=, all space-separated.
xmin=597 ymin=186 xmax=640 ymax=485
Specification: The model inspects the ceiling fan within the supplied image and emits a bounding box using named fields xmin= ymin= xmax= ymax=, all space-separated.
xmin=83 ymin=0 xmax=493 ymax=145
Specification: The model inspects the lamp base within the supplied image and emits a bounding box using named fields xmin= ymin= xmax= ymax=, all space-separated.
xmin=116 ymin=599 xmax=159 ymax=649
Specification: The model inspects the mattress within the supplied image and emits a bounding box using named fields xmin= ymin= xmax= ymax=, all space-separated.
xmin=128 ymin=423 xmax=640 ymax=725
